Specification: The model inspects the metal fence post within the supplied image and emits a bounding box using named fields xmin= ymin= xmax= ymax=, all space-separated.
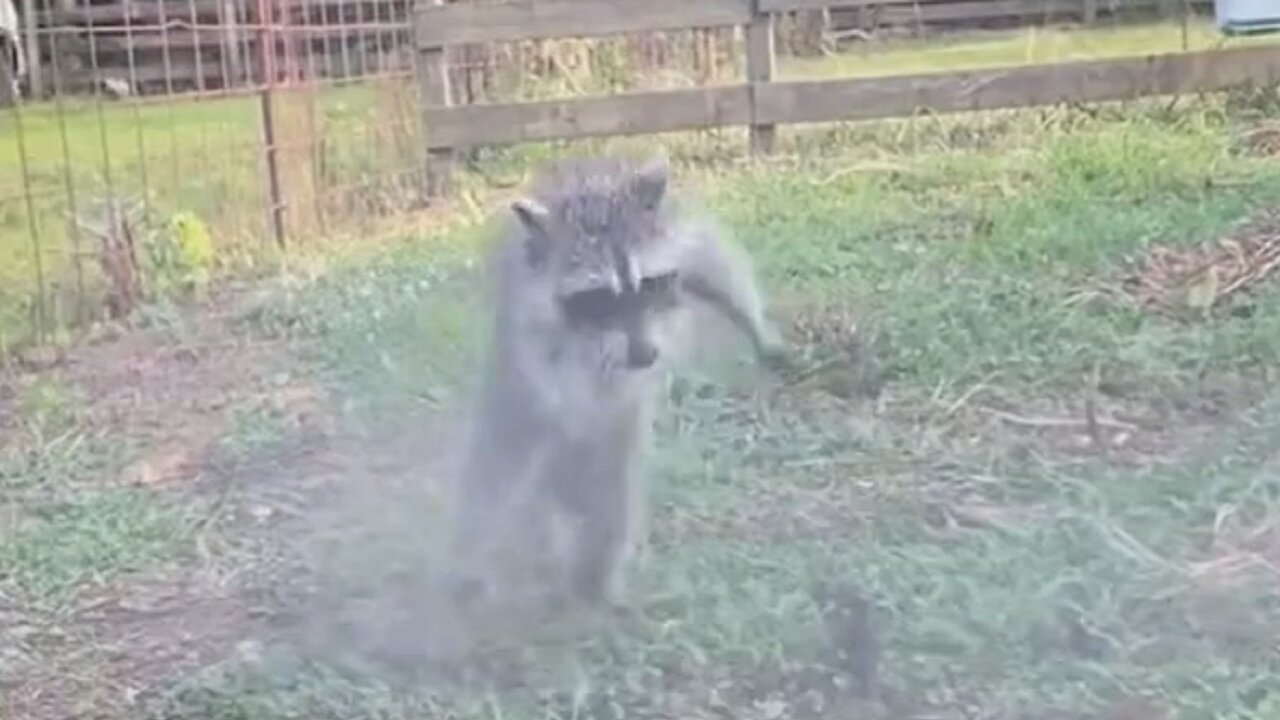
xmin=257 ymin=0 xmax=287 ymax=248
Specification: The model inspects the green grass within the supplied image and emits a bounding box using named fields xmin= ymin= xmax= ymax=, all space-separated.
xmin=0 ymin=486 xmax=186 ymax=603
xmin=138 ymin=99 xmax=1280 ymax=720
xmin=212 ymin=401 xmax=298 ymax=466
xmin=783 ymin=18 xmax=1277 ymax=80
xmin=0 ymin=381 xmax=187 ymax=608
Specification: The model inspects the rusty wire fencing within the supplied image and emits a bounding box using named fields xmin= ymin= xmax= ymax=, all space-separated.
xmin=1 ymin=0 xmax=425 ymax=352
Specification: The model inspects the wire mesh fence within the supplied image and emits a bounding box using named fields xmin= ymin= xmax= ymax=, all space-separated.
xmin=0 ymin=0 xmax=423 ymax=352
xmin=0 ymin=0 xmax=1217 ymax=354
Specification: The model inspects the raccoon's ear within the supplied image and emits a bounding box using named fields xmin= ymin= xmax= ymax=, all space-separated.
xmin=512 ymin=198 xmax=552 ymax=265
xmin=631 ymin=155 xmax=669 ymax=211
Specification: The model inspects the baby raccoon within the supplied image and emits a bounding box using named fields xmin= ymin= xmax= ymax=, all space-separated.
xmin=447 ymin=154 xmax=786 ymax=612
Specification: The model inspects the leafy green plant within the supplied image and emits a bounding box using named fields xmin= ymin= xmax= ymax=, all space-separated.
xmin=141 ymin=210 xmax=216 ymax=300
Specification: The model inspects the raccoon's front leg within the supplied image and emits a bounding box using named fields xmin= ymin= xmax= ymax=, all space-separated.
xmin=678 ymin=228 xmax=790 ymax=368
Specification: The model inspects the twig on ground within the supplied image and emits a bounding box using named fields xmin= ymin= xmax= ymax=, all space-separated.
xmin=982 ymin=406 xmax=1139 ymax=433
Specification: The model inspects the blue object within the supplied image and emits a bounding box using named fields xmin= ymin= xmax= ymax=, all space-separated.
xmin=1215 ymin=0 xmax=1280 ymax=35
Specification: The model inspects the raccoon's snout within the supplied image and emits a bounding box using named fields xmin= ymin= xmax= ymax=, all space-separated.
xmin=626 ymin=337 xmax=659 ymax=369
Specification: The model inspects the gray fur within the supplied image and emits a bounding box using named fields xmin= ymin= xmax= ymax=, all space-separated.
xmin=447 ymin=154 xmax=786 ymax=612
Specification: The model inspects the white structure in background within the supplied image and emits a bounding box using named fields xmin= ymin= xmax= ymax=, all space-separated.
xmin=0 ymin=0 xmax=22 ymax=105
xmin=1215 ymin=0 xmax=1280 ymax=34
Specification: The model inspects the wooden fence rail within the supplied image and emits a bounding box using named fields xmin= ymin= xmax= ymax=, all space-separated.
xmin=414 ymin=0 xmax=1280 ymax=195
xmin=32 ymin=0 xmax=1211 ymax=98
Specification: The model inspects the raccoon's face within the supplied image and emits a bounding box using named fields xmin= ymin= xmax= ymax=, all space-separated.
xmin=557 ymin=254 xmax=680 ymax=371
xmin=512 ymin=156 xmax=681 ymax=372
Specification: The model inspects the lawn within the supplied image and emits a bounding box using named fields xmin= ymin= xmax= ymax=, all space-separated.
xmin=5 ymin=83 xmax=1280 ymax=720
xmin=781 ymin=18 xmax=1278 ymax=80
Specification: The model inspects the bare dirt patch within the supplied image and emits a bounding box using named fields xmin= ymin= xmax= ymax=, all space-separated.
xmin=5 ymin=574 xmax=255 ymax=720
xmin=0 ymin=285 xmax=384 ymax=720
xmin=3 ymin=287 xmax=290 ymax=463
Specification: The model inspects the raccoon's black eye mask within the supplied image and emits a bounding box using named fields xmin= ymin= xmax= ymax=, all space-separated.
xmin=639 ymin=271 xmax=678 ymax=296
xmin=559 ymin=271 xmax=680 ymax=328
xmin=560 ymin=287 xmax=623 ymax=328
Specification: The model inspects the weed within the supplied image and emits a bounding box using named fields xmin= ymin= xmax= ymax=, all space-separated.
xmin=211 ymin=402 xmax=295 ymax=467
xmin=0 ymin=420 xmax=183 ymax=607
xmin=0 ymin=487 xmax=185 ymax=606
xmin=0 ymin=426 xmax=127 ymax=494
xmin=0 ymin=373 xmax=189 ymax=610
xmin=145 ymin=211 xmax=216 ymax=300
xmin=12 ymin=377 xmax=83 ymax=437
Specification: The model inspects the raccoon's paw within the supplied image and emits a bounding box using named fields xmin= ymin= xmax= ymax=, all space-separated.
xmin=758 ymin=337 xmax=797 ymax=376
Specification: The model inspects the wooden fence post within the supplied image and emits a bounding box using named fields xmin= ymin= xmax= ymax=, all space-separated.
xmin=417 ymin=0 xmax=454 ymax=199
xmin=20 ymin=0 xmax=43 ymax=98
xmin=746 ymin=2 xmax=776 ymax=156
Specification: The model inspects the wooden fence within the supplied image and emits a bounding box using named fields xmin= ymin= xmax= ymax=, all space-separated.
xmin=27 ymin=0 xmax=1213 ymax=97
xmin=414 ymin=0 xmax=1280 ymax=194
